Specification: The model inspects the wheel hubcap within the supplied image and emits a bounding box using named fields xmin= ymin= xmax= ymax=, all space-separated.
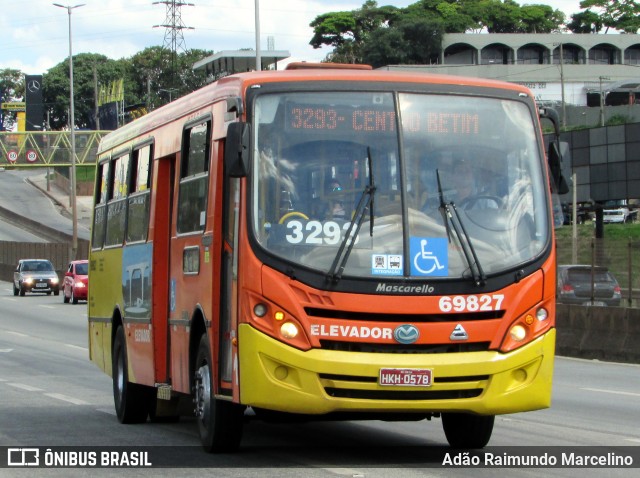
xmin=193 ymin=365 xmax=211 ymax=421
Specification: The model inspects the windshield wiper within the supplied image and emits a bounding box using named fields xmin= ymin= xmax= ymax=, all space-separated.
xmin=436 ymin=169 xmax=486 ymax=286
xmin=327 ymin=148 xmax=376 ymax=283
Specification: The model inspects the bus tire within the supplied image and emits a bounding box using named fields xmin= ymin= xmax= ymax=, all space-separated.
xmin=442 ymin=413 xmax=494 ymax=448
xmin=112 ymin=326 xmax=152 ymax=424
xmin=194 ymin=334 xmax=244 ymax=453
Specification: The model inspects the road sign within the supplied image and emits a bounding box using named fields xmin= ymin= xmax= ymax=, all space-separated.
xmin=1 ymin=102 xmax=26 ymax=111
xmin=6 ymin=150 xmax=18 ymax=163
xmin=26 ymin=150 xmax=38 ymax=163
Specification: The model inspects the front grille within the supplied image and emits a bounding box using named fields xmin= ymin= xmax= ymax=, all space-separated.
xmin=324 ymin=388 xmax=483 ymax=400
xmin=319 ymin=372 xmax=488 ymax=401
xmin=319 ymin=340 xmax=491 ymax=353
xmin=305 ymin=307 xmax=504 ymax=322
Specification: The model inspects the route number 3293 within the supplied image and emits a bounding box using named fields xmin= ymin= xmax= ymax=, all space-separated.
xmin=439 ymin=294 xmax=504 ymax=312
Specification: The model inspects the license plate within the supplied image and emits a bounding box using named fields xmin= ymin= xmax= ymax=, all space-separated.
xmin=583 ymin=300 xmax=606 ymax=307
xmin=36 ymin=283 xmax=48 ymax=288
xmin=379 ymin=368 xmax=432 ymax=387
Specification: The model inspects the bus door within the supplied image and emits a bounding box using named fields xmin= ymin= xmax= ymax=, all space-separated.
xmin=168 ymin=118 xmax=213 ymax=394
xmin=150 ymin=152 xmax=174 ymax=385
xmin=219 ymin=171 xmax=240 ymax=400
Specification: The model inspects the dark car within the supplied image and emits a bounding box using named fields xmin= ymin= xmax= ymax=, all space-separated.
xmin=13 ymin=259 xmax=60 ymax=296
xmin=557 ymin=265 xmax=622 ymax=306
xmin=62 ymin=259 xmax=88 ymax=304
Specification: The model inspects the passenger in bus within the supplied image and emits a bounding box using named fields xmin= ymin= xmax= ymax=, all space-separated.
xmin=449 ymin=159 xmax=501 ymax=209
xmin=325 ymin=179 xmax=347 ymax=221
xmin=450 ymin=159 xmax=474 ymax=203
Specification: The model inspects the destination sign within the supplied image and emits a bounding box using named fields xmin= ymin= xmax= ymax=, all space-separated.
xmin=285 ymin=103 xmax=479 ymax=135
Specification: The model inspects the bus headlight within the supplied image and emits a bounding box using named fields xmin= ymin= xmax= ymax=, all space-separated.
xmin=509 ymin=324 xmax=527 ymax=342
xmin=253 ymin=303 xmax=268 ymax=317
xmin=536 ymin=307 xmax=548 ymax=321
xmin=280 ymin=322 xmax=299 ymax=339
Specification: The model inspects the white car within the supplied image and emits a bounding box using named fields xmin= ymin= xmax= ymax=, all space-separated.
xmin=13 ymin=259 xmax=60 ymax=296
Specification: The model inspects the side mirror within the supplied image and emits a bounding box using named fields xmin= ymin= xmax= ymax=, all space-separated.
xmin=548 ymin=140 xmax=570 ymax=195
xmin=225 ymin=122 xmax=250 ymax=178
xmin=539 ymin=107 xmax=569 ymax=196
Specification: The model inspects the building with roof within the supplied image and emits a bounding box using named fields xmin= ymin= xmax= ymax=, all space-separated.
xmin=384 ymin=33 xmax=640 ymax=107
xmin=193 ymin=49 xmax=291 ymax=83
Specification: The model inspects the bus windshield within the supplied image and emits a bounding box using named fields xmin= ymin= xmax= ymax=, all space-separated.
xmin=251 ymin=90 xmax=549 ymax=280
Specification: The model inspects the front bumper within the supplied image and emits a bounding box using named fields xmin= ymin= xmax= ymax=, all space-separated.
xmin=22 ymin=281 xmax=59 ymax=293
xmin=239 ymin=324 xmax=555 ymax=416
xmin=72 ymin=286 xmax=88 ymax=299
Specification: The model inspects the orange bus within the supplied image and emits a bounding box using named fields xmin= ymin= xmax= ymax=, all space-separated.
xmin=88 ymin=63 xmax=567 ymax=452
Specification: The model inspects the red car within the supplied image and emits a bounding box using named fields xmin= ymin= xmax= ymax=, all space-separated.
xmin=62 ymin=260 xmax=88 ymax=304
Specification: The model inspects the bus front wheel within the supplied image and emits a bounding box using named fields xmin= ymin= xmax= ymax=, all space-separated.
xmin=193 ymin=334 xmax=244 ymax=453
xmin=442 ymin=413 xmax=494 ymax=448
xmin=112 ymin=326 xmax=153 ymax=424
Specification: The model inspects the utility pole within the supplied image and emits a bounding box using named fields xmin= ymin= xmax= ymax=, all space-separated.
xmin=599 ymin=76 xmax=610 ymax=127
xmin=558 ymin=43 xmax=566 ymax=129
xmin=254 ymin=0 xmax=261 ymax=71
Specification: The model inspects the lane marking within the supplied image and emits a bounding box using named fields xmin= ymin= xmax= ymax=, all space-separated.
xmin=38 ymin=305 xmax=57 ymax=309
xmin=65 ymin=344 xmax=88 ymax=352
xmin=45 ymin=393 xmax=89 ymax=405
xmin=97 ymin=408 xmax=116 ymax=416
xmin=6 ymin=331 xmax=28 ymax=337
xmin=0 ymin=348 xmax=14 ymax=353
xmin=581 ymin=387 xmax=640 ymax=398
xmin=8 ymin=383 xmax=44 ymax=392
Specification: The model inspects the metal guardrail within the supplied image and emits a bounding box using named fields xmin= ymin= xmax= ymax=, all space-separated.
xmin=0 ymin=131 xmax=109 ymax=167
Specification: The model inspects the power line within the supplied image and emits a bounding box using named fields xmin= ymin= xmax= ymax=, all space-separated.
xmin=153 ymin=0 xmax=195 ymax=54
xmin=152 ymin=1 xmax=195 ymax=93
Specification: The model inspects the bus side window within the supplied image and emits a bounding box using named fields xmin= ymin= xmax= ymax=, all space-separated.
xmin=105 ymin=154 xmax=129 ymax=247
xmin=127 ymin=144 xmax=152 ymax=243
xmin=92 ymin=160 xmax=110 ymax=249
xmin=177 ymin=121 xmax=210 ymax=234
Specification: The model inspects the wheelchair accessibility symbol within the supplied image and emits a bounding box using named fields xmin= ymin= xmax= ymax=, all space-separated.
xmin=410 ymin=237 xmax=448 ymax=276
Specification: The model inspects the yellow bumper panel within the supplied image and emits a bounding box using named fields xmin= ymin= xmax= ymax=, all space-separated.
xmin=238 ymin=324 xmax=555 ymax=416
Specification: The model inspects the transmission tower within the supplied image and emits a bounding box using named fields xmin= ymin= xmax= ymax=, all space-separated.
xmin=153 ymin=1 xmax=194 ymax=97
xmin=153 ymin=0 xmax=194 ymax=54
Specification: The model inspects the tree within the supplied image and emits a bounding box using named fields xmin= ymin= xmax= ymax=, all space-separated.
xmin=579 ymin=0 xmax=640 ymax=33
xmin=402 ymin=0 xmax=477 ymax=33
xmin=362 ymin=18 xmax=444 ymax=67
xmin=43 ymin=53 xmax=130 ymax=130
xmin=40 ymin=46 xmax=212 ymax=131
xmin=566 ymin=10 xmax=603 ymax=33
xmin=481 ymin=0 xmax=523 ymax=33
xmin=310 ymin=1 xmax=400 ymax=63
xmin=520 ymin=4 xmax=565 ymax=33
xmin=0 ymin=68 xmax=25 ymax=130
xmin=129 ymin=46 xmax=211 ymax=110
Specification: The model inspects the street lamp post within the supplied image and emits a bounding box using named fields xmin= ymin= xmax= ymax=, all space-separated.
xmin=53 ymin=2 xmax=84 ymax=259
xmin=254 ymin=0 xmax=261 ymax=71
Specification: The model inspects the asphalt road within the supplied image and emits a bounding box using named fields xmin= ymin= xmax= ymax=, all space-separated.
xmin=0 ymin=168 xmax=91 ymax=242
xmin=0 ymin=284 xmax=639 ymax=477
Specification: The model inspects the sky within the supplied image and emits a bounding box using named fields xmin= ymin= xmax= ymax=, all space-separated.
xmin=1 ymin=0 xmax=585 ymax=75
